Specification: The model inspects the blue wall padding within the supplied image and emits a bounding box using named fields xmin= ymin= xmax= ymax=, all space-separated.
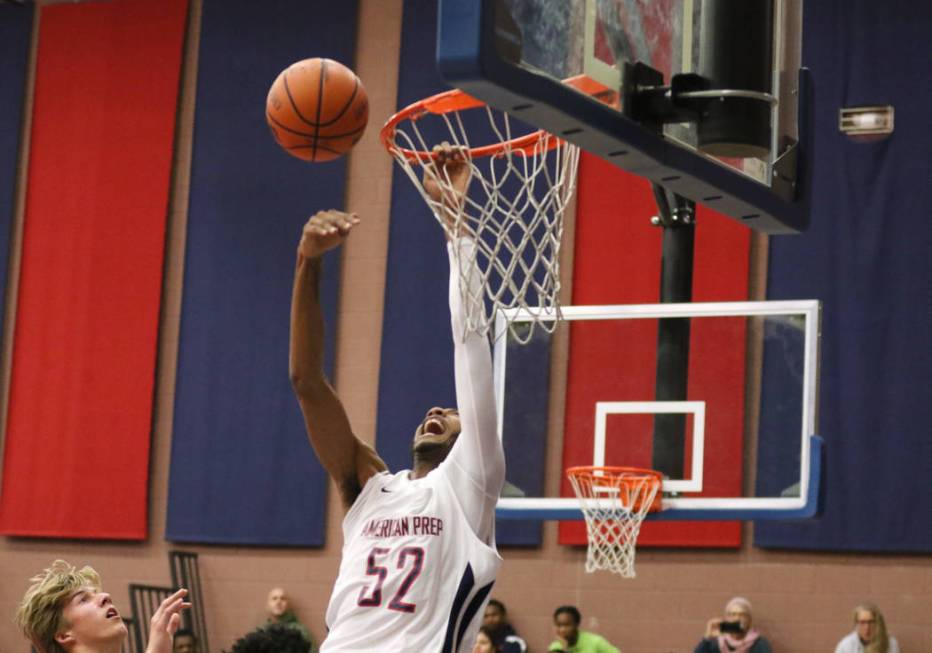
xmin=0 ymin=5 xmax=32 ymax=336
xmin=498 ymin=333 xmax=551 ymax=544
xmin=378 ymin=0 xmax=455 ymax=473
xmin=756 ymin=0 xmax=932 ymax=552
xmin=166 ymin=0 xmax=358 ymax=545
xmin=377 ymin=0 xmax=545 ymax=545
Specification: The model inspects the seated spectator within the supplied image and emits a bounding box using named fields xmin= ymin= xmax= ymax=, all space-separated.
xmin=694 ymin=597 xmax=772 ymax=653
xmin=549 ymin=605 xmax=620 ymax=653
xmin=834 ymin=603 xmax=900 ymax=653
xmin=261 ymin=587 xmax=314 ymax=651
xmin=16 ymin=559 xmax=188 ymax=653
xmin=483 ymin=599 xmax=528 ymax=653
xmin=473 ymin=624 xmax=504 ymax=653
xmin=228 ymin=624 xmax=308 ymax=653
xmin=173 ymin=629 xmax=198 ymax=653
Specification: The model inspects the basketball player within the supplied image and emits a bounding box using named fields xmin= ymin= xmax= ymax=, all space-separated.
xmin=16 ymin=559 xmax=189 ymax=653
xmin=289 ymin=144 xmax=505 ymax=651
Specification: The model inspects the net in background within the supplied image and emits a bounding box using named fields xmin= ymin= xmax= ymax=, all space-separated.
xmin=567 ymin=466 xmax=663 ymax=578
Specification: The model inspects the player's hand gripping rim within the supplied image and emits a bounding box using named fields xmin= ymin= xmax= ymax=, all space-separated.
xmin=422 ymin=142 xmax=472 ymax=237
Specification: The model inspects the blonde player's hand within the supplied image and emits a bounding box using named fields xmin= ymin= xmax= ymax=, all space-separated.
xmin=298 ymin=210 xmax=361 ymax=259
xmin=145 ymin=589 xmax=190 ymax=653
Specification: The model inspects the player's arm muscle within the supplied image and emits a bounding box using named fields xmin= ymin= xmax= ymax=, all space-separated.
xmin=289 ymin=217 xmax=386 ymax=508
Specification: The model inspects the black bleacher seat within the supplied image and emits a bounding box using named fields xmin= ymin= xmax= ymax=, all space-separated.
xmin=168 ymin=550 xmax=210 ymax=653
xmin=122 ymin=617 xmax=139 ymax=653
xmin=128 ymin=584 xmax=174 ymax=653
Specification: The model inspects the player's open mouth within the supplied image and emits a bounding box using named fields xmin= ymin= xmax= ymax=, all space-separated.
xmin=423 ymin=418 xmax=445 ymax=435
xmin=106 ymin=608 xmax=119 ymax=619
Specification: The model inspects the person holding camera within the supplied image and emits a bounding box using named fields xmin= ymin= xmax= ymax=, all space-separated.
xmin=694 ymin=597 xmax=772 ymax=653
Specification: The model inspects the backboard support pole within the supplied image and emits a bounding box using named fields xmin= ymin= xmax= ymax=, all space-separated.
xmin=650 ymin=185 xmax=696 ymax=479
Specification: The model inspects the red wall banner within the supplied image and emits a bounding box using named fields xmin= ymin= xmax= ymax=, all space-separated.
xmin=0 ymin=0 xmax=188 ymax=539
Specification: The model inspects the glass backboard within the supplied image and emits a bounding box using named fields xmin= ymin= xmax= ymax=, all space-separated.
xmin=491 ymin=300 xmax=823 ymax=520
xmin=436 ymin=0 xmax=812 ymax=234
xmin=501 ymin=0 xmax=776 ymax=182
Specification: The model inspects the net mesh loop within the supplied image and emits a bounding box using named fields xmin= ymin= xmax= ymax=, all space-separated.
xmin=566 ymin=466 xmax=663 ymax=578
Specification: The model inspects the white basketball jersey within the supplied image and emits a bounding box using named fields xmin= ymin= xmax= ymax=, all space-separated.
xmin=321 ymin=467 xmax=502 ymax=652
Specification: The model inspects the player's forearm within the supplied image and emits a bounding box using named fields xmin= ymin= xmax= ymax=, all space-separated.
xmin=289 ymin=254 xmax=328 ymax=393
xmin=452 ymin=335 xmax=506 ymax=495
xmin=447 ymin=237 xmax=506 ymax=494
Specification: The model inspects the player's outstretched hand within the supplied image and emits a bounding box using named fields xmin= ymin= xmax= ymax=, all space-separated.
xmin=423 ymin=142 xmax=471 ymax=231
xmin=298 ymin=210 xmax=361 ymax=259
xmin=145 ymin=589 xmax=190 ymax=653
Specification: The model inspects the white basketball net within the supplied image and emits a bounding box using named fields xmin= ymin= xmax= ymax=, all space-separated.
xmin=567 ymin=468 xmax=662 ymax=578
xmin=385 ymin=106 xmax=579 ymax=344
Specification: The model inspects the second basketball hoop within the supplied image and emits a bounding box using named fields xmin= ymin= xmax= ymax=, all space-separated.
xmin=567 ymin=466 xmax=663 ymax=578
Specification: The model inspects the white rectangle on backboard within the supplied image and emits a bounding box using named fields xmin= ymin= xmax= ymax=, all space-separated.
xmin=593 ymin=400 xmax=705 ymax=493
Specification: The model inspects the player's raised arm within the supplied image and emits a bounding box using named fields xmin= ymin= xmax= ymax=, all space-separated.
xmin=290 ymin=211 xmax=387 ymax=509
xmin=425 ymin=144 xmax=506 ymax=541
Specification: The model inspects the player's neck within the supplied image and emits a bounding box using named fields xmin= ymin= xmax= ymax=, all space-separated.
xmin=72 ymin=640 xmax=122 ymax=653
xmin=411 ymin=440 xmax=454 ymax=478
xmin=410 ymin=461 xmax=435 ymax=479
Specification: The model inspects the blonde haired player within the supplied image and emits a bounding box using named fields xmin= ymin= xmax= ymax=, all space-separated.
xmin=290 ymin=144 xmax=505 ymax=651
xmin=16 ymin=559 xmax=188 ymax=653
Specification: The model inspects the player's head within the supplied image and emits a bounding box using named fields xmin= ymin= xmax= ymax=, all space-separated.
xmin=473 ymin=624 xmax=504 ymax=653
xmin=173 ymin=628 xmax=199 ymax=653
xmin=724 ymin=597 xmax=753 ymax=634
xmin=16 ymin=560 xmax=127 ymax=653
xmin=266 ymin=587 xmax=290 ymax=620
xmin=227 ymin=624 xmax=308 ymax=653
xmin=411 ymin=406 xmax=461 ymax=467
xmin=852 ymin=602 xmax=887 ymax=646
xmin=483 ymin=599 xmax=507 ymax=628
xmin=553 ymin=605 xmax=581 ymax=646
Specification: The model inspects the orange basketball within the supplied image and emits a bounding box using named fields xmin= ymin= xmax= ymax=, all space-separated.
xmin=265 ymin=58 xmax=369 ymax=162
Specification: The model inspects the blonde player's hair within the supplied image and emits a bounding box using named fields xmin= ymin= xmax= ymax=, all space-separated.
xmin=853 ymin=602 xmax=890 ymax=653
xmin=15 ymin=560 xmax=102 ymax=653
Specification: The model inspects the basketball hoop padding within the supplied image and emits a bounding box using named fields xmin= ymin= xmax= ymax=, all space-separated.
xmin=566 ymin=466 xmax=663 ymax=578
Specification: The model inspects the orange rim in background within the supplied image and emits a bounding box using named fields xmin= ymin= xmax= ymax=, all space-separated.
xmin=566 ymin=465 xmax=664 ymax=513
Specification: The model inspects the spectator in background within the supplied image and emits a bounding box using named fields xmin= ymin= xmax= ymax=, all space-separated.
xmin=261 ymin=587 xmax=314 ymax=651
xmin=694 ymin=597 xmax=772 ymax=653
xmin=473 ymin=624 xmax=505 ymax=653
xmin=834 ymin=603 xmax=900 ymax=653
xmin=16 ymin=559 xmax=188 ymax=653
xmin=172 ymin=629 xmax=198 ymax=653
xmin=483 ymin=599 xmax=528 ymax=653
xmin=228 ymin=624 xmax=308 ymax=653
xmin=549 ymin=605 xmax=620 ymax=653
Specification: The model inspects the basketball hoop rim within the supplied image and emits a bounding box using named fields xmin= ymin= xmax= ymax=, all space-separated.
xmin=380 ymin=75 xmax=614 ymax=163
xmin=567 ymin=465 xmax=664 ymax=513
